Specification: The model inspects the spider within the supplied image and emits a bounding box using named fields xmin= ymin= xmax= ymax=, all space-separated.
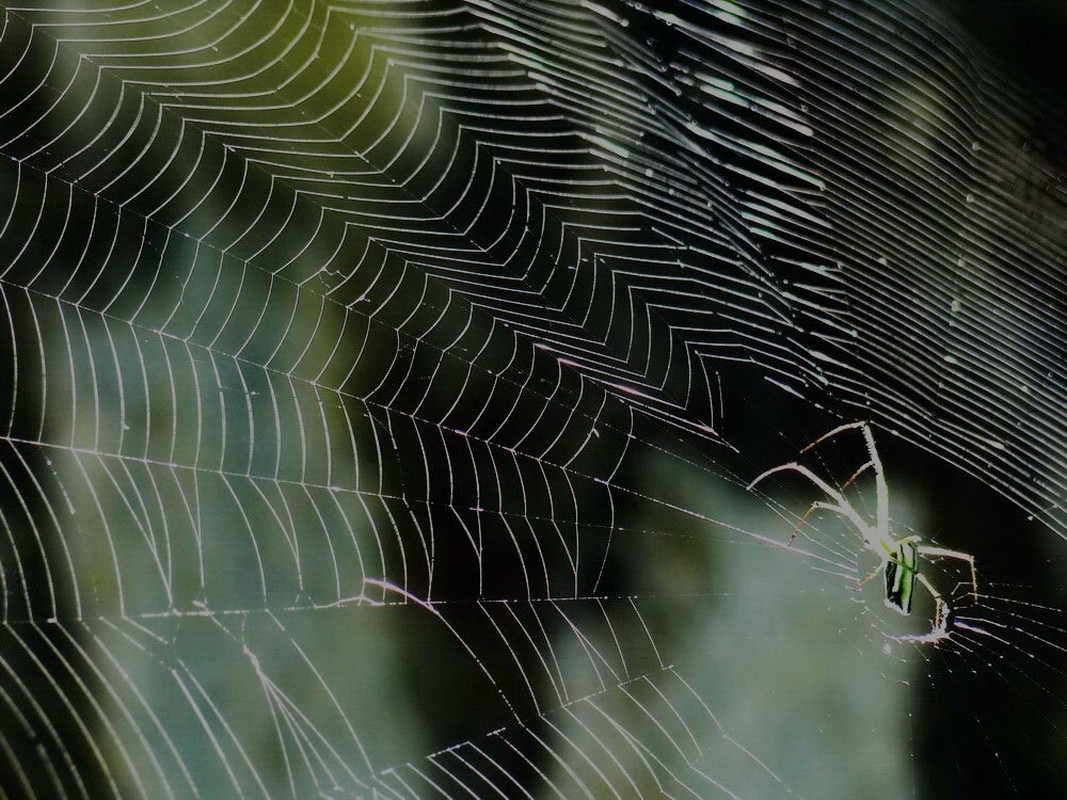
xmin=747 ymin=421 xmax=978 ymax=641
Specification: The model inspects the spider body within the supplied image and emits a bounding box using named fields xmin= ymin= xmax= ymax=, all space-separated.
xmin=747 ymin=422 xmax=978 ymax=641
xmin=883 ymin=538 xmax=918 ymax=615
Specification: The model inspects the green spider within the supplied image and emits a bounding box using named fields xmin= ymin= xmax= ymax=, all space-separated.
xmin=748 ymin=422 xmax=978 ymax=641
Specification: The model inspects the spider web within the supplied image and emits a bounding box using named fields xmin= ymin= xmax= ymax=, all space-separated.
xmin=0 ymin=0 xmax=1065 ymax=797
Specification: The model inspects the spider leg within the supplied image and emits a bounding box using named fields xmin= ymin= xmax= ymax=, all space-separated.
xmin=857 ymin=423 xmax=890 ymax=544
xmin=856 ymin=563 xmax=882 ymax=589
xmin=786 ymin=501 xmax=821 ymax=546
xmin=913 ymin=572 xmax=950 ymax=637
xmin=798 ymin=421 xmax=870 ymax=455
xmin=917 ymin=545 xmax=978 ymax=602
xmin=840 ymin=460 xmax=875 ymax=492
xmin=887 ymin=571 xmax=953 ymax=644
xmin=788 ymin=499 xmax=865 ymax=545
xmin=748 ymin=463 xmax=875 ymax=546
xmin=797 ymin=421 xmax=889 ymax=539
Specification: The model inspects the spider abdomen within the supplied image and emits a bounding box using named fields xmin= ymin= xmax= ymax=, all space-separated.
xmin=884 ymin=539 xmax=919 ymax=615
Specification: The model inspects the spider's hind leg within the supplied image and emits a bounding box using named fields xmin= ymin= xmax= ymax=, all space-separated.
xmin=917 ymin=545 xmax=979 ymax=603
xmin=913 ymin=572 xmax=951 ymax=638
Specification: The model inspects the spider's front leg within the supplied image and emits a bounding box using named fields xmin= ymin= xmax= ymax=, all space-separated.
xmin=747 ymin=462 xmax=871 ymax=538
xmin=855 ymin=562 xmax=882 ymax=589
xmin=787 ymin=499 xmax=864 ymax=546
xmin=799 ymin=421 xmax=889 ymax=536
